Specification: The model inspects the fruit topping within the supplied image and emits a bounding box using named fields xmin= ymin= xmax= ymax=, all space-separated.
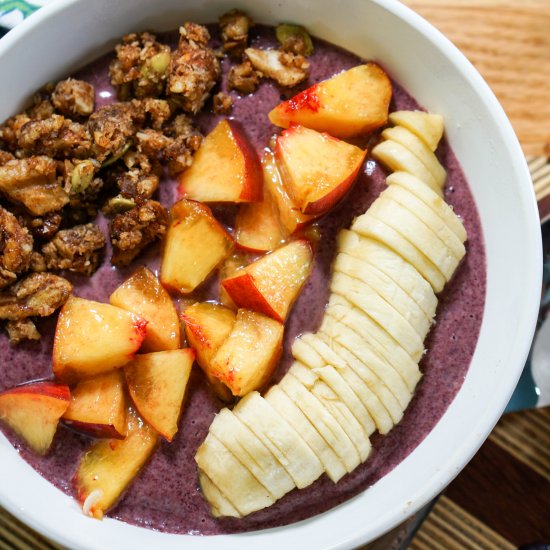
xmin=0 ymin=381 xmax=70 ymax=454
xmin=275 ymin=125 xmax=366 ymax=215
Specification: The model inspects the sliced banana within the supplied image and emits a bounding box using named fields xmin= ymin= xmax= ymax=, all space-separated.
xmin=382 ymin=126 xmax=446 ymax=188
xmin=195 ymin=433 xmax=275 ymax=516
xmin=198 ymin=470 xmax=241 ymax=518
xmin=317 ymin=320 xmax=404 ymax=426
xmin=383 ymin=184 xmax=465 ymax=260
xmin=386 ymin=171 xmax=467 ymax=242
xmin=337 ymin=229 xmax=438 ymax=317
xmin=290 ymin=363 xmax=371 ymax=462
xmin=371 ymin=139 xmax=441 ymax=195
xmin=279 ymin=372 xmax=360 ymax=473
xmin=292 ymin=336 xmax=376 ymax=435
xmin=368 ymin=195 xmax=460 ymax=279
xmin=331 ymin=271 xmax=425 ymax=361
xmin=319 ymin=311 xmax=412 ymax=411
xmin=333 ymin=253 xmax=432 ymax=339
xmin=314 ymin=331 xmax=395 ymax=434
xmin=351 ymin=213 xmax=446 ymax=292
xmin=233 ymin=391 xmax=323 ymax=489
xmin=265 ymin=385 xmax=347 ymax=483
xmin=326 ymin=293 xmax=421 ymax=392
xmin=388 ymin=110 xmax=444 ymax=152
xmin=209 ymin=408 xmax=295 ymax=499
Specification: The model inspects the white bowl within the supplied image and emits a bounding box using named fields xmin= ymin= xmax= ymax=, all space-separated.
xmin=0 ymin=0 xmax=542 ymax=548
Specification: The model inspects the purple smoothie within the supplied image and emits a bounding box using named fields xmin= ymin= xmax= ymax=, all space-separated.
xmin=0 ymin=25 xmax=485 ymax=535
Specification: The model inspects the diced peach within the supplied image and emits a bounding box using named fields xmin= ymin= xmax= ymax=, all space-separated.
xmin=210 ymin=309 xmax=284 ymax=396
xmin=160 ymin=200 xmax=234 ymax=294
xmin=125 ymin=349 xmax=194 ymax=441
xmin=269 ymin=63 xmax=391 ymax=138
xmin=234 ymin=160 xmax=288 ymax=252
xmin=110 ymin=267 xmax=181 ymax=352
xmin=262 ymin=150 xmax=316 ymax=234
xmin=218 ymin=252 xmax=249 ymax=310
xmin=53 ymin=296 xmax=147 ymax=383
xmin=63 ymin=371 xmax=126 ymax=439
xmin=275 ymin=125 xmax=366 ymax=215
xmin=181 ymin=302 xmax=236 ymax=402
xmin=178 ymin=119 xmax=262 ymax=203
xmin=221 ymin=239 xmax=313 ymax=323
xmin=0 ymin=381 xmax=70 ymax=455
xmin=73 ymin=406 xmax=158 ymax=519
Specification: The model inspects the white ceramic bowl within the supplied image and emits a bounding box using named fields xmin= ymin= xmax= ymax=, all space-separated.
xmin=0 ymin=0 xmax=542 ymax=548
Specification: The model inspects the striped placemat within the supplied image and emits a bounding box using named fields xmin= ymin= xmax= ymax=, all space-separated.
xmin=410 ymin=405 xmax=550 ymax=549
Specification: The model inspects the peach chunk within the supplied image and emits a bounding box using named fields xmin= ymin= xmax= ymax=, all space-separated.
xmin=275 ymin=125 xmax=366 ymax=215
xmin=221 ymin=239 xmax=314 ymax=323
xmin=262 ymin=150 xmax=316 ymax=234
xmin=125 ymin=349 xmax=194 ymax=441
xmin=53 ymin=296 xmax=147 ymax=383
xmin=234 ymin=157 xmax=288 ymax=252
xmin=63 ymin=371 xmax=126 ymax=439
xmin=73 ymin=407 xmax=158 ymax=519
xmin=110 ymin=267 xmax=181 ymax=352
xmin=178 ymin=119 xmax=262 ymax=203
xmin=0 ymin=381 xmax=70 ymax=454
xmin=269 ymin=63 xmax=391 ymax=138
xmin=210 ymin=309 xmax=284 ymax=396
xmin=182 ymin=302 xmax=236 ymax=401
xmin=160 ymin=199 xmax=234 ymax=294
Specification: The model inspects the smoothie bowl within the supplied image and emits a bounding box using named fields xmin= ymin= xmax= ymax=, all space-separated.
xmin=0 ymin=0 xmax=541 ymax=548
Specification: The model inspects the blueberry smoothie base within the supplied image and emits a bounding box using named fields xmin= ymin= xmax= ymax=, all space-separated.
xmin=0 ymin=25 xmax=486 ymax=535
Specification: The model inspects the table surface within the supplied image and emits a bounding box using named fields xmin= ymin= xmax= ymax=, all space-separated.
xmin=1 ymin=1 xmax=550 ymax=549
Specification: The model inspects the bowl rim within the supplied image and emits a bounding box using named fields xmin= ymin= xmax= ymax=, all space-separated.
xmin=0 ymin=0 xmax=542 ymax=548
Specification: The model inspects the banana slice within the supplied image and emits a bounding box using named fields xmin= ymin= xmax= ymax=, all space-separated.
xmin=383 ymin=184 xmax=465 ymax=260
xmin=279 ymin=373 xmax=360 ymax=473
xmin=233 ymin=391 xmax=323 ymax=489
xmin=388 ymin=110 xmax=444 ymax=152
xmin=317 ymin=321 xmax=404 ymax=427
xmin=351 ymin=213 xmax=446 ymax=292
xmin=209 ymin=409 xmax=295 ymax=499
xmin=318 ymin=311 xmax=412 ymax=411
xmin=326 ymin=293 xmax=421 ymax=392
xmin=386 ymin=171 xmax=467 ymax=242
xmin=337 ymin=230 xmax=438 ymax=317
xmin=265 ymin=385 xmax=347 ymax=483
xmin=331 ymin=271 xmax=425 ymax=361
xmin=368 ymin=195 xmax=460 ymax=279
xmin=333 ymin=253 xmax=432 ymax=339
xmin=381 ymin=126 xmax=446 ymax=187
xmin=292 ymin=337 xmax=376 ymax=435
xmin=316 ymin=332 xmax=400 ymax=434
xmin=196 ymin=433 xmax=275 ymax=516
xmin=290 ymin=363 xmax=371 ymax=462
xmin=371 ymin=139 xmax=441 ymax=195
xmin=198 ymin=470 xmax=241 ymax=518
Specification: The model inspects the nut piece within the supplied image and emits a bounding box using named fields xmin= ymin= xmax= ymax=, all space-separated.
xmin=245 ymin=48 xmax=309 ymax=88
xmin=219 ymin=10 xmax=253 ymax=56
xmin=52 ymin=79 xmax=96 ymax=117
xmin=109 ymin=32 xmax=171 ymax=99
xmin=168 ymin=23 xmax=221 ymax=113
xmin=227 ymin=60 xmax=260 ymax=94
xmin=110 ymin=200 xmax=169 ymax=267
xmin=213 ymin=92 xmax=234 ymax=115
xmin=0 ymin=156 xmax=69 ymax=216
xmin=0 ymin=206 xmax=34 ymax=288
xmin=42 ymin=223 xmax=105 ymax=276
xmin=5 ymin=318 xmax=41 ymax=344
xmin=0 ymin=272 xmax=73 ymax=321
